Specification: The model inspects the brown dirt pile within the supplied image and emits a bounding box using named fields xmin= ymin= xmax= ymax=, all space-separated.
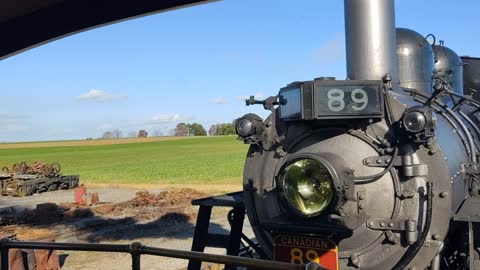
xmin=92 ymin=189 xmax=206 ymax=221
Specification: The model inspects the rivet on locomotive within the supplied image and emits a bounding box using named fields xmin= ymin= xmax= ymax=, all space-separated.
xmin=235 ymin=0 xmax=480 ymax=269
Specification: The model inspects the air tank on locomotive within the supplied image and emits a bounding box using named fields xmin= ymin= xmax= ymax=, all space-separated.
xmin=433 ymin=43 xmax=464 ymax=96
xmin=396 ymin=28 xmax=435 ymax=95
xmin=234 ymin=0 xmax=480 ymax=269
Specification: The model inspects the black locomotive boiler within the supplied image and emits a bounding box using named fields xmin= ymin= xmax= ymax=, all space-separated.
xmin=235 ymin=0 xmax=480 ymax=269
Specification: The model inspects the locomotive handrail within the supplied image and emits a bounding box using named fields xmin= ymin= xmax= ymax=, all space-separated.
xmin=0 ymin=239 xmax=322 ymax=270
xmin=447 ymin=89 xmax=480 ymax=109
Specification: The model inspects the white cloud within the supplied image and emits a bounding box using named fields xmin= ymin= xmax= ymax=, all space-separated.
xmin=77 ymin=89 xmax=127 ymax=102
xmin=236 ymin=92 xmax=266 ymax=102
xmin=313 ymin=34 xmax=345 ymax=63
xmin=138 ymin=114 xmax=194 ymax=126
xmin=151 ymin=114 xmax=181 ymax=123
xmin=212 ymin=98 xmax=227 ymax=105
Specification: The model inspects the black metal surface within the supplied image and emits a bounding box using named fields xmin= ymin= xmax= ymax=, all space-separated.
xmin=130 ymin=242 xmax=142 ymax=270
xmin=188 ymin=205 xmax=212 ymax=270
xmin=1 ymin=245 xmax=8 ymax=270
xmin=226 ymin=208 xmax=246 ymax=270
xmin=462 ymin=57 xmax=480 ymax=100
xmin=191 ymin=191 xmax=244 ymax=207
xmin=0 ymin=0 xmax=217 ymax=60
xmin=131 ymin=254 xmax=141 ymax=270
xmin=188 ymin=192 xmax=246 ymax=270
xmin=0 ymin=239 xmax=311 ymax=270
xmin=0 ymin=239 xmax=131 ymax=252
xmin=454 ymin=196 xmax=480 ymax=222
xmin=263 ymin=221 xmax=353 ymax=239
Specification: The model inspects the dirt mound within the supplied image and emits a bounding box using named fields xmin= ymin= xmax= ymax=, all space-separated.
xmin=92 ymin=189 xmax=206 ymax=221
xmin=118 ymin=188 xmax=206 ymax=207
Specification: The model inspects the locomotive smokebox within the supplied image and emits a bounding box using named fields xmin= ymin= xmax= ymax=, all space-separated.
xmin=344 ymin=0 xmax=398 ymax=83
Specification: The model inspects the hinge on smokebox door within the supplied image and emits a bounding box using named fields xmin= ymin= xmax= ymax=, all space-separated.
xmin=462 ymin=162 xmax=480 ymax=196
xmin=362 ymin=154 xmax=428 ymax=177
xmin=366 ymin=219 xmax=418 ymax=245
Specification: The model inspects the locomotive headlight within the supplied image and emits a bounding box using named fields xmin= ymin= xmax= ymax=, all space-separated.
xmin=236 ymin=118 xmax=254 ymax=137
xmin=403 ymin=111 xmax=427 ymax=133
xmin=401 ymin=106 xmax=435 ymax=139
xmin=279 ymin=158 xmax=335 ymax=217
xmin=235 ymin=114 xmax=265 ymax=138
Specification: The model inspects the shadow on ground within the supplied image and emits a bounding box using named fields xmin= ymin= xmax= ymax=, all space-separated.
xmin=4 ymin=205 xmax=231 ymax=243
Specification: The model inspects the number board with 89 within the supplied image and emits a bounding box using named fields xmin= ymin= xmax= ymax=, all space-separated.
xmin=314 ymin=83 xmax=383 ymax=119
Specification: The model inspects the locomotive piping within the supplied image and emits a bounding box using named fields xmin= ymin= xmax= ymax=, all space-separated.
xmin=354 ymin=147 xmax=399 ymax=183
xmin=424 ymin=34 xmax=436 ymax=46
xmin=445 ymin=106 xmax=477 ymax=162
xmin=435 ymin=108 xmax=473 ymax=155
xmin=458 ymin=111 xmax=480 ymax=152
xmin=392 ymin=182 xmax=433 ymax=270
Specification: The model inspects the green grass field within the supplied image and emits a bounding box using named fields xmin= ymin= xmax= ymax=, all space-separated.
xmin=0 ymin=136 xmax=248 ymax=185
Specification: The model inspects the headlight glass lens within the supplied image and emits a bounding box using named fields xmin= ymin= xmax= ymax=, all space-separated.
xmin=404 ymin=111 xmax=426 ymax=133
xmin=281 ymin=158 xmax=334 ymax=216
xmin=236 ymin=118 xmax=253 ymax=137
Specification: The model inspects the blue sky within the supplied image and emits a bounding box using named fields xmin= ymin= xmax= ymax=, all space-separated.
xmin=0 ymin=0 xmax=478 ymax=142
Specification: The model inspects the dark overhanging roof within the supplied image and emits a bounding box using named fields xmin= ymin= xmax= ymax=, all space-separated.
xmin=0 ymin=0 xmax=217 ymax=60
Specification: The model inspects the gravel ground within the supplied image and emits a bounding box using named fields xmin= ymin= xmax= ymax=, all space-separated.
xmin=0 ymin=188 xmax=255 ymax=270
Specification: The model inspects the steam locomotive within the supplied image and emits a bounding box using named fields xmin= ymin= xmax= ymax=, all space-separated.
xmin=235 ymin=0 xmax=480 ymax=269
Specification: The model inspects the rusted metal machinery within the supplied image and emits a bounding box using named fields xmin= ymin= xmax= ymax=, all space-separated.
xmin=0 ymin=162 xmax=79 ymax=197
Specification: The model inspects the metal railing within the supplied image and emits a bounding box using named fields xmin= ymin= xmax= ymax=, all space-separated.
xmin=0 ymin=239 xmax=323 ymax=270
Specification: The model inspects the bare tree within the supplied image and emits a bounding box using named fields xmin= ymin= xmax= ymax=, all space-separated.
xmin=152 ymin=129 xmax=163 ymax=137
xmin=209 ymin=125 xmax=217 ymax=136
xmin=127 ymin=131 xmax=137 ymax=138
xmin=112 ymin=129 xmax=123 ymax=138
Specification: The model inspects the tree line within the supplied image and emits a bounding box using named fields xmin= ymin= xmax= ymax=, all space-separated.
xmin=101 ymin=121 xmax=237 ymax=139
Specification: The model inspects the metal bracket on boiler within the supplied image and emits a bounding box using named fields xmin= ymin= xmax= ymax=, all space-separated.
xmin=363 ymin=154 xmax=428 ymax=177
